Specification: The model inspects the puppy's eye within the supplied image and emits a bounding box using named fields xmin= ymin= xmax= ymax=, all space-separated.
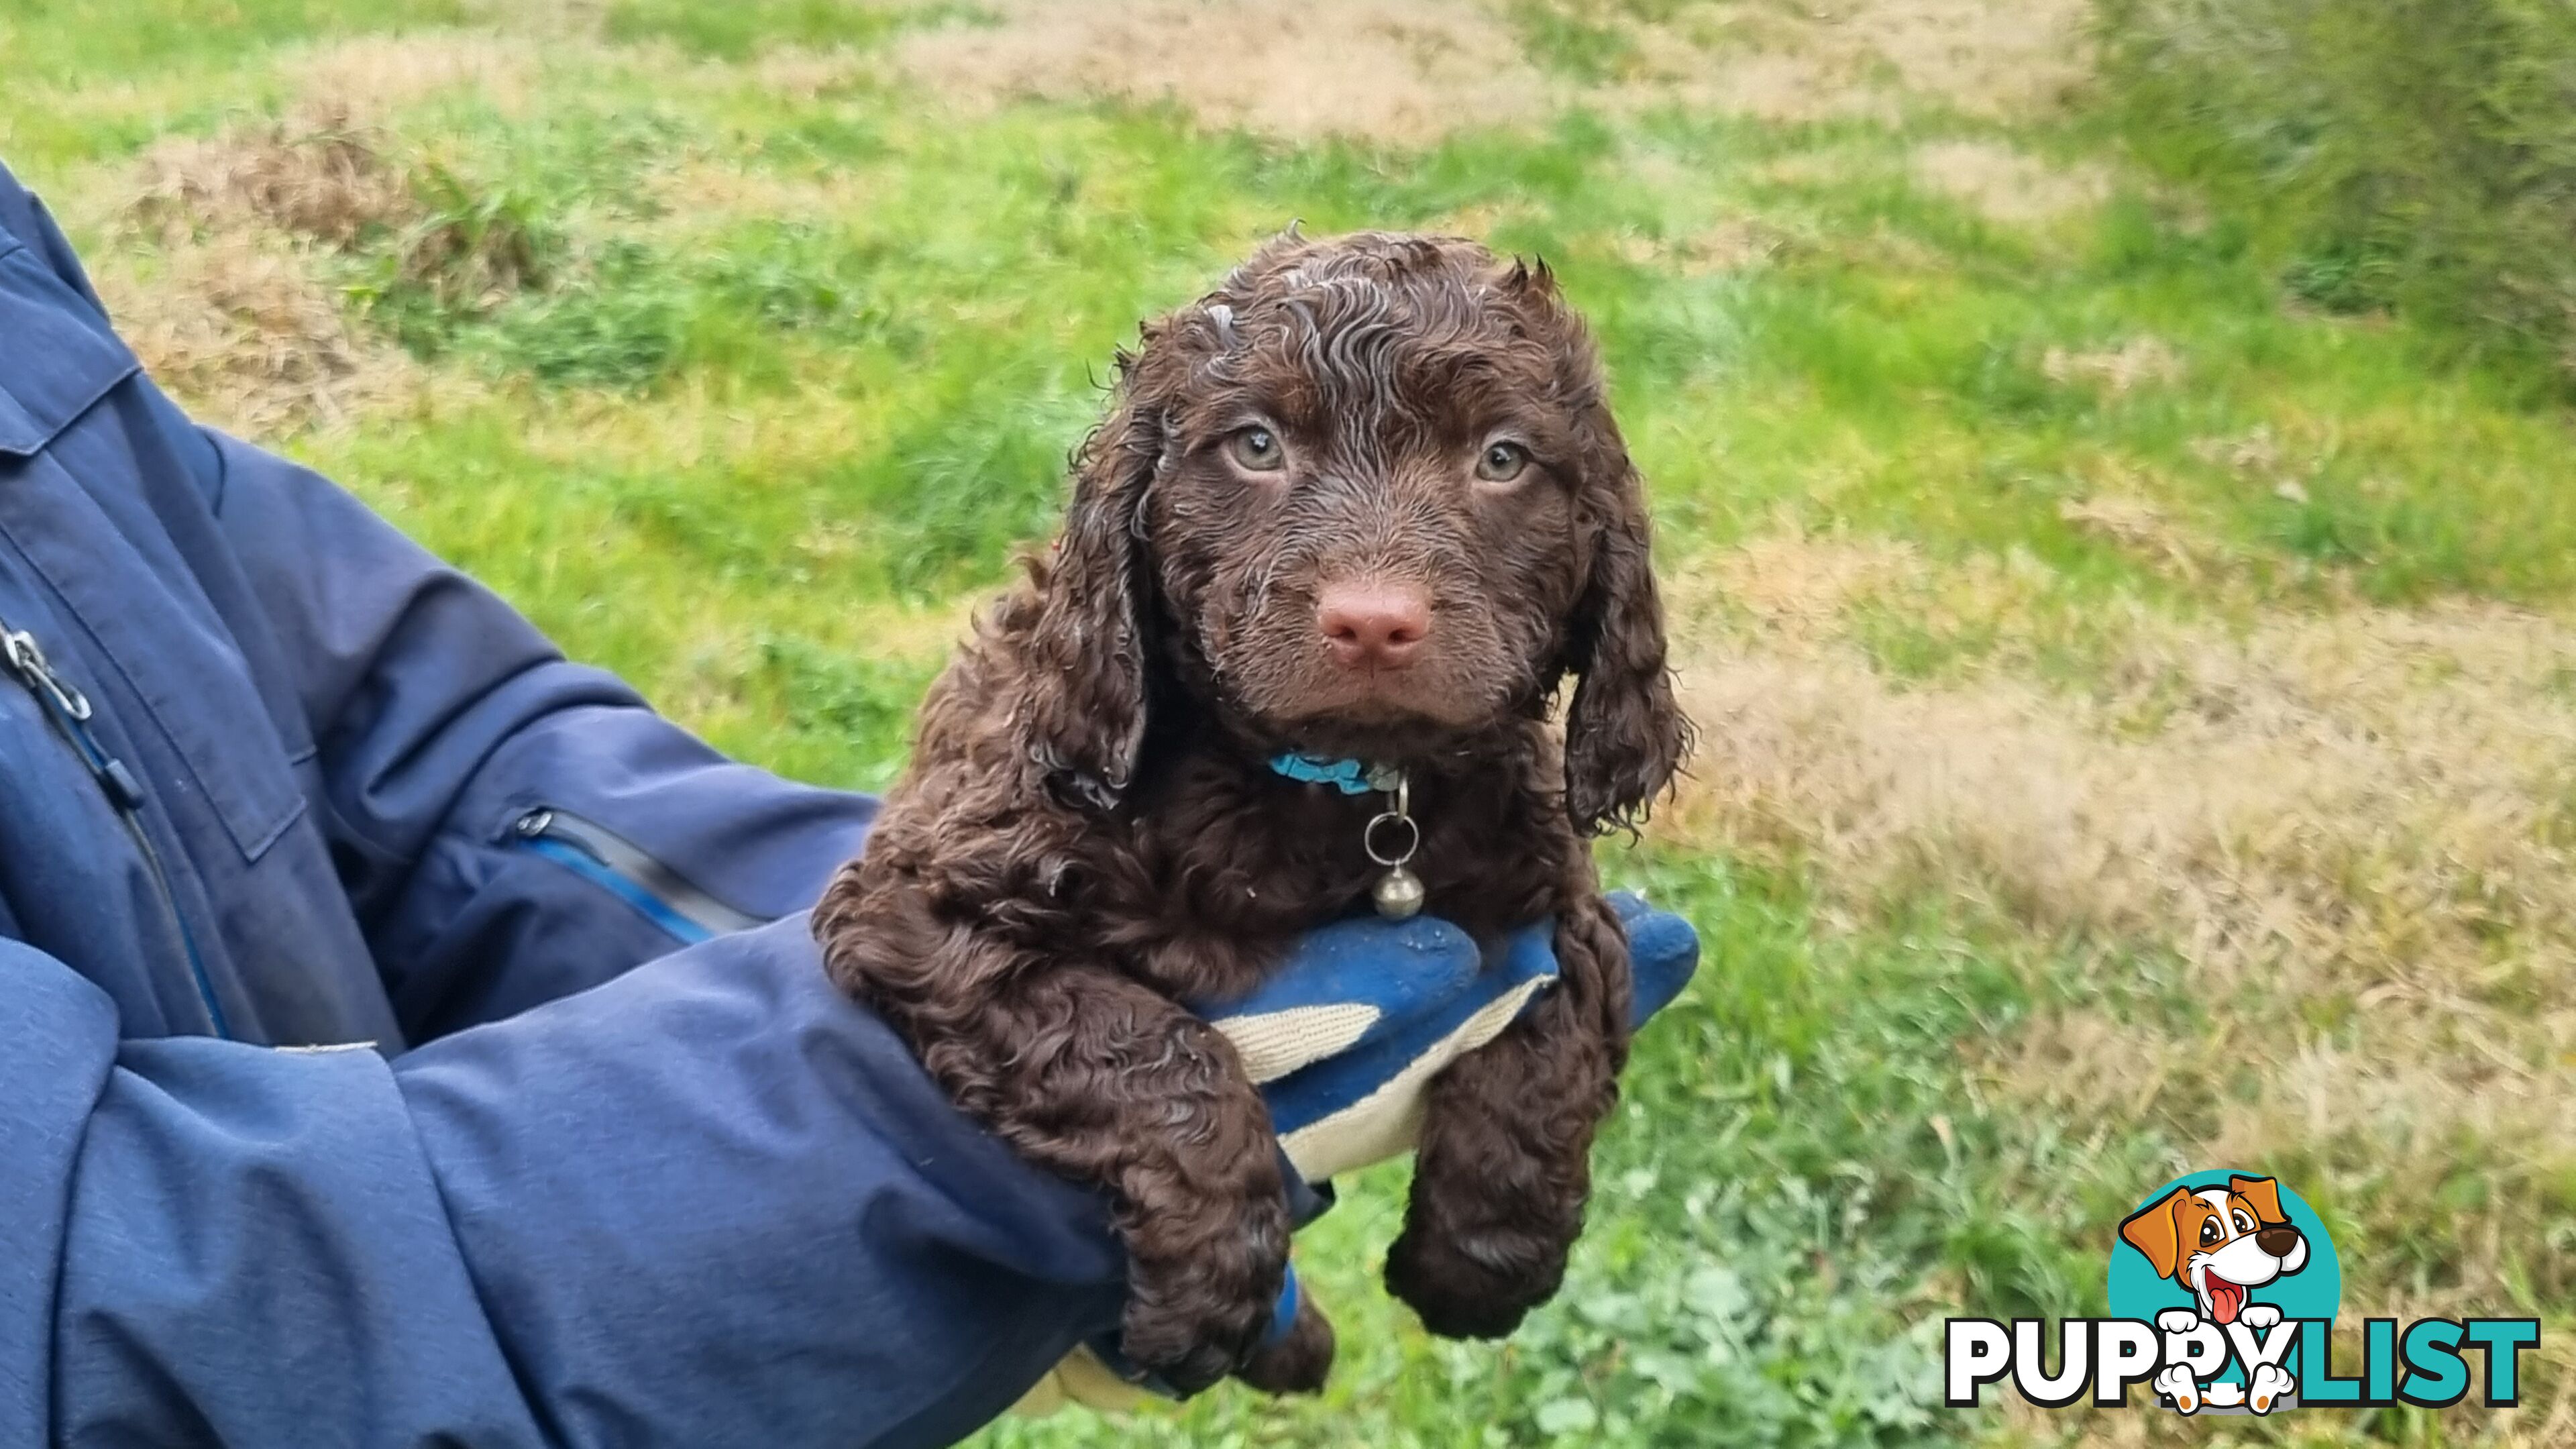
xmin=1475 ymin=441 xmax=1530 ymax=484
xmin=2200 ymin=1219 xmax=2222 ymax=1246
xmin=1228 ymin=427 xmax=1286 ymax=473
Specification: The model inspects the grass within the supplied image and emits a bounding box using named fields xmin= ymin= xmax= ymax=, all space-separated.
xmin=2098 ymin=0 xmax=2576 ymax=388
xmin=5 ymin=0 xmax=2571 ymax=1443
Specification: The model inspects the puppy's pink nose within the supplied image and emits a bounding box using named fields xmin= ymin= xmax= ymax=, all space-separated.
xmin=1318 ymin=584 xmax=1432 ymax=669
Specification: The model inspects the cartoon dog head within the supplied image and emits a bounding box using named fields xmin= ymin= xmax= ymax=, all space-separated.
xmin=2119 ymin=1175 xmax=2310 ymax=1326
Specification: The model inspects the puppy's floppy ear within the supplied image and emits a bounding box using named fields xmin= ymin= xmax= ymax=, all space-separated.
xmin=2119 ymin=1187 xmax=2194 ymax=1279
xmin=1020 ymin=336 xmax=1169 ymax=812
xmin=2230 ymin=1175 xmax=2288 ymax=1226
xmin=1562 ymin=451 xmax=1693 ymax=835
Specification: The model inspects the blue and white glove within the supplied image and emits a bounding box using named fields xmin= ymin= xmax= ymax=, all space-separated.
xmin=1013 ymin=892 xmax=1699 ymax=1413
xmin=1214 ymin=891 xmax=1699 ymax=1182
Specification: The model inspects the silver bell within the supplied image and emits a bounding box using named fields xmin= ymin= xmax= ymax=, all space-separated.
xmin=1372 ymin=865 xmax=1426 ymax=920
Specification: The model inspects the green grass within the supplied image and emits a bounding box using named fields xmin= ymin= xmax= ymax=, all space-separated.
xmin=5 ymin=1 xmax=2571 ymax=1443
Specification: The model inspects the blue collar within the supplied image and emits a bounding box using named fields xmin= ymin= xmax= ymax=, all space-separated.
xmin=1268 ymin=753 xmax=1389 ymax=795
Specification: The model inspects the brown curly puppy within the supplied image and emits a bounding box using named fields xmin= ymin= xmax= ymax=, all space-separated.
xmin=815 ymin=231 xmax=1690 ymax=1396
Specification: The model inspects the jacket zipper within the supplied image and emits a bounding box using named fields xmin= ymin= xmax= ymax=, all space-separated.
xmin=1 ymin=620 xmax=229 ymax=1038
xmin=508 ymin=806 xmax=764 ymax=945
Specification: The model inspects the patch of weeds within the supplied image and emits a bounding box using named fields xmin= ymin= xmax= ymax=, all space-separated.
xmin=512 ymin=106 xmax=692 ymax=225
xmin=351 ymin=158 xmax=561 ymax=353
xmin=2263 ymin=486 xmax=2492 ymax=602
xmin=2284 ymin=237 xmax=2400 ymax=317
xmin=485 ymin=254 xmax=686 ymax=389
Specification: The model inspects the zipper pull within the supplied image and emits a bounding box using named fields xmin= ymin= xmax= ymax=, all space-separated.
xmin=2 ymin=623 xmax=149 ymax=810
xmin=97 ymin=756 xmax=148 ymax=811
xmin=3 ymin=627 xmax=94 ymax=722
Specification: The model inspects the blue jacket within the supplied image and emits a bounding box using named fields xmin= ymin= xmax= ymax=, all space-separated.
xmin=0 ymin=163 xmax=1130 ymax=1446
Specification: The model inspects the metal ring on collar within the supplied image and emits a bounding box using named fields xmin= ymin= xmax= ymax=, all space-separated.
xmin=1364 ymin=811 xmax=1419 ymax=867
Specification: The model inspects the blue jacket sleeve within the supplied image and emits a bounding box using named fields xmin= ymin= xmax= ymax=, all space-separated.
xmin=3 ymin=918 xmax=1126 ymax=1448
xmin=202 ymin=432 xmax=879 ymax=1040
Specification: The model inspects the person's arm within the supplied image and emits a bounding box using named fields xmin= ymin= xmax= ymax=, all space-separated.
xmin=201 ymin=430 xmax=878 ymax=1040
xmin=6 ymin=918 xmax=1127 ymax=1449
xmin=14 ymin=897 xmax=1699 ymax=1446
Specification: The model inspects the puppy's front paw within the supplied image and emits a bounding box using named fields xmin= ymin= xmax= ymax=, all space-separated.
xmin=1118 ymin=1286 xmax=1272 ymax=1396
xmin=1118 ymin=1213 xmax=1289 ymax=1395
xmin=2239 ymin=1303 xmax=2282 ymax=1330
xmin=1384 ymin=1225 xmax=1564 ymax=1340
xmin=1234 ymin=1291 xmax=1334 ymax=1395
xmin=2156 ymin=1308 xmax=2202 ymax=1334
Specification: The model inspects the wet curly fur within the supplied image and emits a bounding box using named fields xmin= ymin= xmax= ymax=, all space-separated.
xmin=815 ymin=231 xmax=1690 ymax=1395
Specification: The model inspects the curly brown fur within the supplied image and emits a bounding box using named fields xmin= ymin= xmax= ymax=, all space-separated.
xmin=815 ymin=231 xmax=1691 ymax=1395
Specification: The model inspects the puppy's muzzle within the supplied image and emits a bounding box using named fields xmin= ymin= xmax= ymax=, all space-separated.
xmin=1317 ymin=582 xmax=1431 ymax=671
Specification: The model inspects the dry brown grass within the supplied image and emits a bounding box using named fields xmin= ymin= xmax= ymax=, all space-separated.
xmin=1611 ymin=215 xmax=1798 ymax=275
xmin=288 ymin=32 xmax=538 ymax=120
xmin=1668 ymin=585 xmax=2576 ymax=991
xmin=1835 ymin=0 xmax=2094 ymax=117
xmin=102 ymin=111 xmax=456 ymax=436
xmin=889 ymin=0 xmax=2096 ymax=144
xmin=101 ymin=105 xmax=555 ymax=439
xmin=1682 ymin=529 xmax=1933 ymax=637
xmin=2041 ymin=335 xmax=2184 ymax=393
xmin=126 ymin=107 xmax=419 ymax=250
xmin=894 ymin=0 xmax=1556 ymax=146
xmin=1661 ymin=535 xmax=2576 ymax=1354
xmin=645 ymin=158 xmax=885 ymax=234
xmin=1914 ymin=139 xmax=2112 ymax=225
xmin=124 ymin=109 xmax=548 ymax=311
xmin=89 ymin=235 xmax=418 ymax=437
xmin=1640 ymin=0 xmax=2095 ymax=124
xmin=747 ymin=45 xmax=875 ymax=101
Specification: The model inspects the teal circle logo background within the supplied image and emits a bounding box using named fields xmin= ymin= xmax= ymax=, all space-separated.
xmin=2107 ymin=1171 xmax=2342 ymax=1325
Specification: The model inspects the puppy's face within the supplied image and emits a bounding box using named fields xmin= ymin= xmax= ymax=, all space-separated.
xmin=1140 ymin=235 xmax=1625 ymax=759
xmin=1031 ymin=231 xmax=1690 ymax=833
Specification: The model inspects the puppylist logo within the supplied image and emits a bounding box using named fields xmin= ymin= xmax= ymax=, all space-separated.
xmin=1946 ymin=1171 xmax=2540 ymax=1415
